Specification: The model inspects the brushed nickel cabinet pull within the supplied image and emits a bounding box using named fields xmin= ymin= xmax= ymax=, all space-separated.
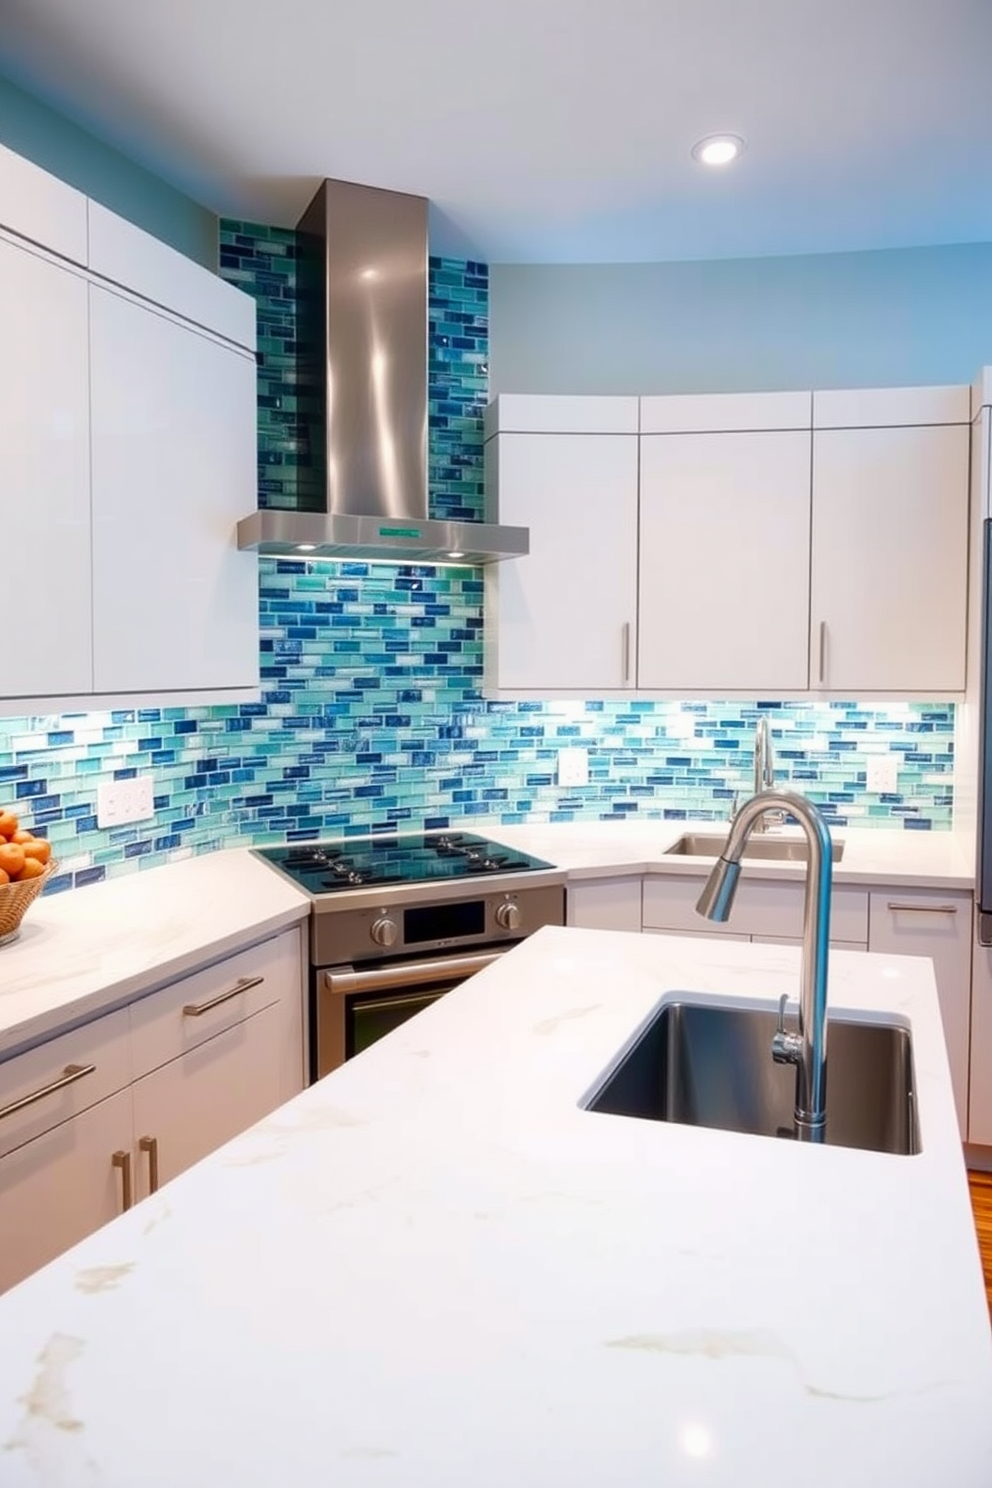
xmin=886 ymin=902 xmax=959 ymax=916
xmin=182 ymin=974 xmax=263 ymax=1017
xmin=622 ymin=622 xmax=631 ymax=683
xmin=139 ymin=1135 xmax=160 ymax=1194
xmin=112 ymin=1149 xmax=133 ymax=1212
xmin=0 ymin=1062 xmax=96 ymax=1123
xmin=818 ymin=621 xmax=827 ymax=684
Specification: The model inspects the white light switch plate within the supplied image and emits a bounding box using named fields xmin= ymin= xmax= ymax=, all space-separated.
xmin=866 ymin=757 xmax=900 ymax=794
xmin=97 ymin=775 xmax=155 ymax=828
xmin=557 ymin=747 xmax=589 ymax=788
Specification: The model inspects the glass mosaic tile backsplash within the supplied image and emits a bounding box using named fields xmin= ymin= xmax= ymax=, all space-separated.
xmin=0 ymin=225 xmax=956 ymax=893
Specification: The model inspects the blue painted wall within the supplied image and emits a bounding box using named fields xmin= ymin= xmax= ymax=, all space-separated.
xmin=490 ymin=243 xmax=992 ymax=394
xmin=0 ymin=69 xmax=217 ymax=267
xmin=0 ymin=227 xmax=955 ymax=894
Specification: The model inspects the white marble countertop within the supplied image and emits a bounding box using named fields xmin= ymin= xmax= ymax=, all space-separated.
xmin=0 ymin=850 xmax=310 ymax=1057
xmin=467 ymin=818 xmax=977 ymax=888
xmin=0 ymin=823 xmax=975 ymax=1061
xmin=0 ymin=925 xmax=989 ymax=1486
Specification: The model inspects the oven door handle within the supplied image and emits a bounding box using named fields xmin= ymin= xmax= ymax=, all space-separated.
xmin=323 ymin=951 xmax=506 ymax=998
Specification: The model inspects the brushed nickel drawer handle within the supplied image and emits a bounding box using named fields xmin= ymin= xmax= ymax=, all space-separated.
xmin=182 ymin=974 xmax=264 ymax=1017
xmin=139 ymin=1134 xmax=160 ymax=1194
xmin=818 ymin=620 xmax=827 ymax=684
xmin=0 ymin=1062 xmax=96 ymax=1122
xmin=886 ymin=902 xmax=959 ymax=915
xmin=622 ymin=621 xmax=631 ymax=683
xmin=112 ymin=1149 xmax=133 ymax=1212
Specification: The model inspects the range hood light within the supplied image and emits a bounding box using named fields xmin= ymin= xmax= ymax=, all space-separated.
xmin=235 ymin=177 xmax=528 ymax=567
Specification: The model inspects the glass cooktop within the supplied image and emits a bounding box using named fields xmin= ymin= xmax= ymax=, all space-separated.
xmin=255 ymin=831 xmax=554 ymax=893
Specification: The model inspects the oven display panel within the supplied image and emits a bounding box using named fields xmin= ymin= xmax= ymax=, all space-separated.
xmin=404 ymin=900 xmax=486 ymax=945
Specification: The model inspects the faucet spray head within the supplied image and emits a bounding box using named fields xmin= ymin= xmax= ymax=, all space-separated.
xmin=695 ymin=857 xmax=742 ymax=922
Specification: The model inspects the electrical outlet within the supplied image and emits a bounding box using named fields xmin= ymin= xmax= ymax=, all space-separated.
xmin=866 ymin=757 xmax=900 ymax=795
xmin=97 ymin=775 xmax=155 ymax=828
xmin=557 ymin=747 xmax=589 ymax=788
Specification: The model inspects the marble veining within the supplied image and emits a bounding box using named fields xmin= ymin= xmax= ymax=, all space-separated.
xmin=0 ymin=925 xmax=988 ymax=1486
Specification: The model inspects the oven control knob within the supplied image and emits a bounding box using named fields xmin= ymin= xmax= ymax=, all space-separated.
xmin=496 ymin=900 xmax=522 ymax=932
xmin=370 ymin=916 xmax=399 ymax=948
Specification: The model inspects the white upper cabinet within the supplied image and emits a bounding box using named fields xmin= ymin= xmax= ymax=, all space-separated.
xmin=484 ymin=396 xmax=639 ymax=694
xmin=638 ymin=392 xmax=812 ymax=693
xmin=88 ymin=202 xmax=255 ymax=350
xmin=485 ymin=384 xmax=971 ymax=701
xmin=0 ymin=145 xmax=259 ymax=714
xmin=89 ymin=287 xmax=259 ymax=695
xmin=0 ymin=142 xmax=88 ymax=263
xmin=0 ymin=237 xmax=92 ymax=701
xmin=810 ymin=386 xmax=970 ymax=695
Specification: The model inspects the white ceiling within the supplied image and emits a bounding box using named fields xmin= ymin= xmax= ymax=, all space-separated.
xmin=1 ymin=0 xmax=992 ymax=264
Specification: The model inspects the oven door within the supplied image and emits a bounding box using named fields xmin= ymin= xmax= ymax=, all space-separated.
xmin=315 ymin=949 xmax=509 ymax=1079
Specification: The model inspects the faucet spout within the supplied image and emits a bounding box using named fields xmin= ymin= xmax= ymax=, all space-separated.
xmin=695 ymin=789 xmax=833 ymax=1134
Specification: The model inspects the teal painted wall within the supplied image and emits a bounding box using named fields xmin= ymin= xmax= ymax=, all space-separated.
xmin=490 ymin=243 xmax=992 ymax=394
xmin=0 ymin=69 xmax=217 ymax=267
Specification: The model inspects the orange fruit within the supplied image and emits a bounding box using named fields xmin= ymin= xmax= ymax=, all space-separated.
xmin=21 ymin=839 xmax=51 ymax=866
xmin=11 ymin=830 xmax=34 ymax=843
xmin=0 ymin=843 xmax=25 ymax=878
xmin=0 ymin=812 xmax=18 ymax=839
xmin=15 ymin=858 xmax=45 ymax=880
xmin=0 ymin=868 xmax=8 ymax=886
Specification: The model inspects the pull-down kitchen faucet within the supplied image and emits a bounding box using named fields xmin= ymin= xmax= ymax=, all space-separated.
xmin=750 ymin=716 xmax=782 ymax=832
xmin=696 ymin=788 xmax=834 ymax=1139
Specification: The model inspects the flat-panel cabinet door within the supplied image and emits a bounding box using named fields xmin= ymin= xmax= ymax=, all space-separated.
xmin=89 ymin=285 xmax=259 ymax=695
xmin=131 ymin=1002 xmax=288 ymax=1201
xmin=485 ymin=432 xmax=638 ymax=692
xmin=638 ymin=429 xmax=811 ymax=692
xmin=811 ymin=424 xmax=969 ymax=693
xmin=0 ymin=1089 xmax=134 ymax=1295
xmin=868 ymin=889 xmax=972 ymax=1136
xmin=0 ymin=237 xmax=92 ymax=701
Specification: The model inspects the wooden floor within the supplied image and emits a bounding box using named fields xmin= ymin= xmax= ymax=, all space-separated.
xmin=968 ymin=1170 xmax=992 ymax=1313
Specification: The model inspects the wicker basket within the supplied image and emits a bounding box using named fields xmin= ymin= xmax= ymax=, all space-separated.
xmin=0 ymin=859 xmax=58 ymax=946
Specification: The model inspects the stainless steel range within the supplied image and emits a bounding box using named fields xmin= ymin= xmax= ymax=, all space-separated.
xmin=255 ymin=831 xmax=565 ymax=1079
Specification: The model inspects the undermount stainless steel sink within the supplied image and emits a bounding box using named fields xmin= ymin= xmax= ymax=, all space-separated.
xmin=665 ymin=832 xmax=846 ymax=863
xmin=583 ymin=1000 xmax=918 ymax=1155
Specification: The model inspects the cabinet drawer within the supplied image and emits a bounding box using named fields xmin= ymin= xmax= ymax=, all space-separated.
xmin=130 ymin=935 xmax=291 ymax=1079
xmin=643 ymin=875 xmax=868 ymax=943
xmin=0 ymin=1008 xmax=131 ymax=1161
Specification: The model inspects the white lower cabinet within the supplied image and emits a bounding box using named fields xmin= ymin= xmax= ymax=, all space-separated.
xmin=567 ymin=877 xmax=642 ymax=932
xmin=867 ymin=890 xmax=973 ymax=1138
xmin=642 ymin=875 xmax=869 ymax=945
xmin=132 ymin=1002 xmax=291 ymax=1199
xmin=0 ymin=926 xmax=305 ymax=1293
xmin=0 ymin=1089 xmax=135 ymax=1295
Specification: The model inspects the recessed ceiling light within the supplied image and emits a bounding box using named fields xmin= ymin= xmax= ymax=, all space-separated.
xmin=692 ymin=134 xmax=746 ymax=167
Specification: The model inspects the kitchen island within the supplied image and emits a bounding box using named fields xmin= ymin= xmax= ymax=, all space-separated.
xmin=0 ymin=924 xmax=989 ymax=1487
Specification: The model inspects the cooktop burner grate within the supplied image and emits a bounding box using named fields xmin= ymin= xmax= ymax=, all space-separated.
xmin=256 ymin=831 xmax=552 ymax=893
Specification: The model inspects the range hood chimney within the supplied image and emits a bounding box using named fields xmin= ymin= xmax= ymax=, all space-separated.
xmin=236 ymin=178 xmax=528 ymax=566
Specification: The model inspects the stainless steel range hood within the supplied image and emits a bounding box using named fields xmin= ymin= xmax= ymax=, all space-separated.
xmin=236 ymin=178 xmax=528 ymax=566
